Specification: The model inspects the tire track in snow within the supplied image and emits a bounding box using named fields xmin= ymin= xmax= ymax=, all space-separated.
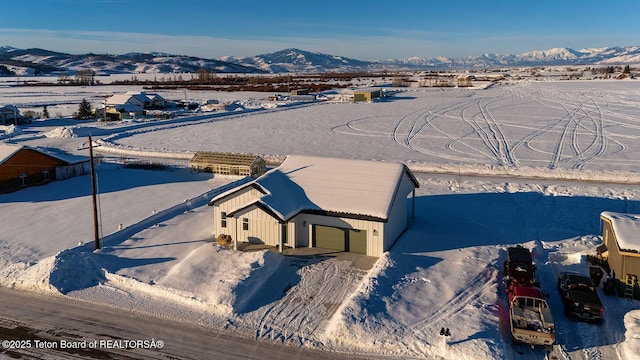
xmin=407 ymin=265 xmax=498 ymax=334
xmin=253 ymin=259 xmax=366 ymax=346
xmin=409 ymin=97 xmax=499 ymax=162
xmin=547 ymin=99 xmax=586 ymax=169
xmin=571 ymin=100 xmax=608 ymax=170
xmin=391 ymin=98 xmax=493 ymax=162
xmin=478 ymin=97 xmax=518 ymax=166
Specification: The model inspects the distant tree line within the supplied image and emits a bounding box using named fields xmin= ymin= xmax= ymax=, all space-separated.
xmin=0 ymin=64 xmax=13 ymax=76
xmin=586 ymin=65 xmax=634 ymax=74
xmin=0 ymin=57 xmax=60 ymax=75
xmin=114 ymin=69 xmax=398 ymax=92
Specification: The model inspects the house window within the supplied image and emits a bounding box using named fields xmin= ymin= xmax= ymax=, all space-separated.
xmin=242 ymin=218 xmax=249 ymax=231
xmin=221 ymin=212 xmax=227 ymax=228
xmin=42 ymin=169 xmax=50 ymax=181
xmin=19 ymin=173 xmax=28 ymax=186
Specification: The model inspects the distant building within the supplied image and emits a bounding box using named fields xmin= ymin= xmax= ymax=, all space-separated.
xmin=290 ymin=89 xmax=309 ymax=96
xmin=147 ymin=93 xmax=166 ymax=109
xmin=0 ymin=105 xmax=26 ymax=125
xmin=353 ymin=88 xmax=382 ymax=102
xmin=98 ymin=91 xmax=166 ymax=120
xmin=0 ymin=144 xmax=87 ymax=193
xmin=208 ymin=155 xmax=419 ymax=257
xmin=189 ymin=152 xmax=266 ymax=177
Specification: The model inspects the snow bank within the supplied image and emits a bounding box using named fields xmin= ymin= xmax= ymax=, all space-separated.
xmin=0 ymin=124 xmax=22 ymax=139
xmin=44 ymin=126 xmax=78 ymax=138
xmin=407 ymin=161 xmax=640 ymax=185
xmin=623 ymin=310 xmax=640 ymax=360
xmin=49 ymin=248 xmax=105 ymax=294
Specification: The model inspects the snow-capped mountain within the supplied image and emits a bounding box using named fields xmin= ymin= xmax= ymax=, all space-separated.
xmin=388 ymin=46 xmax=640 ymax=69
xmin=0 ymin=47 xmax=265 ymax=75
xmin=1 ymin=45 xmax=639 ymax=75
xmin=221 ymin=48 xmax=372 ymax=73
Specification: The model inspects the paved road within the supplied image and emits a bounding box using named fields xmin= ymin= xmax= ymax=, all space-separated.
xmin=0 ymin=286 xmax=352 ymax=360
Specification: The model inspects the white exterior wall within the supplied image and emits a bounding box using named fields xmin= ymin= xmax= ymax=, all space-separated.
xmin=212 ymin=187 xmax=263 ymax=237
xmin=55 ymin=162 xmax=87 ymax=180
xmin=231 ymin=205 xmax=282 ymax=246
xmin=383 ymin=174 xmax=415 ymax=252
xmin=289 ymin=213 xmax=385 ymax=256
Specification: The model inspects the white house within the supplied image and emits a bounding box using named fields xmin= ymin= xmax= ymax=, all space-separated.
xmin=106 ymin=92 xmax=149 ymax=108
xmin=101 ymin=91 xmax=151 ymax=120
xmin=147 ymin=93 xmax=166 ymax=109
xmin=0 ymin=105 xmax=21 ymax=125
xmin=208 ymin=155 xmax=419 ymax=257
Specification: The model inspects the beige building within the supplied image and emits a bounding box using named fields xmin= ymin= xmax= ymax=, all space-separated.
xmin=208 ymin=155 xmax=419 ymax=257
xmin=353 ymin=88 xmax=382 ymax=102
xmin=600 ymin=211 xmax=640 ymax=298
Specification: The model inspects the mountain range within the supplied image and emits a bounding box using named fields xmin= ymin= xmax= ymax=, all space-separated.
xmin=1 ymin=45 xmax=639 ymax=75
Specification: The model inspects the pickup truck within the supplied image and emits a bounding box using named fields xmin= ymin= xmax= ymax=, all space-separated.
xmin=557 ymin=272 xmax=604 ymax=322
xmin=508 ymin=285 xmax=555 ymax=347
xmin=504 ymin=246 xmax=536 ymax=290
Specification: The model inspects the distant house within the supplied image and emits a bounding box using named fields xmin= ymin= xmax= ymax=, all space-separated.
xmin=208 ymin=155 xmax=419 ymax=257
xmin=600 ymin=211 xmax=640 ymax=299
xmin=189 ymin=152 xmax=266 ymax=177
xmin=106 ymin=92 xmax=149 ymax=108
xmin=0 ymin=105 xmax=26 ymax=125
xmin=353 ymin=88 xmax=382 ymax=102
xmin=147 ymin=93 xmax=166 ymax=109
xmin=0 ymin=144 xmax=88 ymax=193
xmin=99 ymin=91 xmax=150 ymax=120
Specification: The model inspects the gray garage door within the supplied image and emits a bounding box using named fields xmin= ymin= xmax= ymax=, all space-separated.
xmin=312 ymin=225 xmax=366 ymax=254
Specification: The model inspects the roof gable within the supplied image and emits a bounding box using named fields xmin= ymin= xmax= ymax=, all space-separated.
xmin=602 ymin=211 xmax=640 ymax=253
xmin=210 ymin=155 xmax=418 ymax=221
xmin=0 ymin=144 xmax=85 ymax=166
xmin=0 ymin=144 xmax=24 ymax=166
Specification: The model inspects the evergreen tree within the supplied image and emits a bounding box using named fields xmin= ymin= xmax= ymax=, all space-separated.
xmin=42 ymin=105 xmax=49 ymax=118
xmin=76 ymin=98 xmax=92 ymax=120
xmin=624 ymin=65 xmax=631 ymax=74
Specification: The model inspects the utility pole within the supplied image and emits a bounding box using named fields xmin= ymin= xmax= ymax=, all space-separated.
xmin=89 ymin=135 xmax=100 ymax=250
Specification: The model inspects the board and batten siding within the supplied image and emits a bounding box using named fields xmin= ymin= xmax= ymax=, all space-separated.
xmin=289 ymin=213 xmax=384 ymax=257
xmin=230 ymin=205 xmax=282 ymax=246
xmin=212 ymin=187 xmax=264 ymax=237
xmin=383 ymin=173 xmax=416 ymax=252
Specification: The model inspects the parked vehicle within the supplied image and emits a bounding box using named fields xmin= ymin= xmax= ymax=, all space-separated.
xmin=557 ymin=272 xmax=604 ymax=322
xmin=504 ymin=246 xmax=537 ymax=290
xmin=508 ymin=285 xmax=555 ymax=347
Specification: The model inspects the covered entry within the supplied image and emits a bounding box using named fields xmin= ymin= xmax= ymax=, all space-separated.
xmin=312 ymin=225 xmax=367 ymax=254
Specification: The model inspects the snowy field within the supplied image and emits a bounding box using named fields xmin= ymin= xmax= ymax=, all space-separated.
xmin=2 ymin=79 xmax=640 ymax=359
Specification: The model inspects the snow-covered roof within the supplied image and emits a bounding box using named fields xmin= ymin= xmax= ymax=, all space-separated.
xmin=0 ymin=144 xmax=86 ymax=166
xmin=211 ymin=155 xmax=418 ymax=222
xmin=0 ymin=143 xmax=23 ymax=166
xmin=601 ymin=211 xmax=640 ymax=253
xmin=106 ymin=93 xmax=149 ymax=106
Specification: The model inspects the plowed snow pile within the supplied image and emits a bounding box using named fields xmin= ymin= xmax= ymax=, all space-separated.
xmin=45 ymin=126 xmax=78 ymax=138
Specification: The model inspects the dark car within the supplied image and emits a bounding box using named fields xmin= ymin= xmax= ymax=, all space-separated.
xmin=504 ymin=246 xmax=536 ymax=290
xmin=558 ymin=272 xmax=604 ymax=322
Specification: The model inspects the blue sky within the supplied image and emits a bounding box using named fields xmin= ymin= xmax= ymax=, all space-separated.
xmin=0 ymin=0 xmax=638 ymax=60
